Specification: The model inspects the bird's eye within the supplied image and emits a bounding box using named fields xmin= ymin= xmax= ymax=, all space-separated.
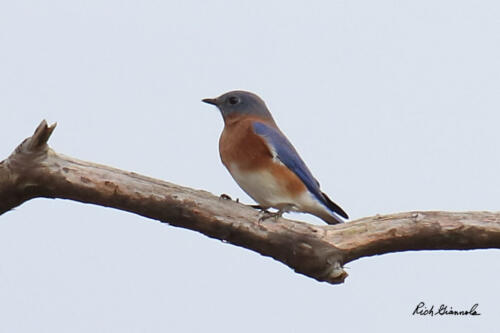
xmin=228 ymin=96 xmax=240 ymax=105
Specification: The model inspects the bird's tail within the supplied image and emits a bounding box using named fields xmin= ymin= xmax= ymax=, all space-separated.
xmin=317 ymin=192 xmax=348 ymax=225
xmin=314 ymin=210 xmax=345 ymax=225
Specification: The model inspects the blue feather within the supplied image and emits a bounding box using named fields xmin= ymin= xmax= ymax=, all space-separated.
xmin=253 ymin=121 xmax=348 ymax=220
xmin=253 ymin=122 xmax=329 ymax=207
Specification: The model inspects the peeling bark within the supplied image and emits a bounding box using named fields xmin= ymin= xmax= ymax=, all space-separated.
xmin=1 ymin=120 xmax=500 ymax=284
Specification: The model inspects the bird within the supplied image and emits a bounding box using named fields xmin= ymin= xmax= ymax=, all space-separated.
xmin=202 ymin=90 xmax=348 ymax=224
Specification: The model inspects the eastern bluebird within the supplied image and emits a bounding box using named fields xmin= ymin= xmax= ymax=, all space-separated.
xmin=203 ymin=90 xmax=348 ymax=224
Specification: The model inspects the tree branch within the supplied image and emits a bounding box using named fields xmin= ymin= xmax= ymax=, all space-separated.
xmin=2 ymin=120 xmax=500 ymax=284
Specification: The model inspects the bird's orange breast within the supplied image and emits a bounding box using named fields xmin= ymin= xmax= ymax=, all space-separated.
xmin=219 ymin=117 xmax=272 ymax=171
xmin=219 ymin=117 xmax=307 ymax=197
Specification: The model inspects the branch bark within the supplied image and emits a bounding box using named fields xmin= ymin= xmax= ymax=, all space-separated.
xmin=2 ymin=120 xmax=500 ymax=284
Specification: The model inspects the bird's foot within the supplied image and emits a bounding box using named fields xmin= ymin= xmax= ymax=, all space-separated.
xmin=258 ymin=209 xmax=283 ymax=223
xmin=219 ymin=194 xmax=240 ymax=203
xmin=220 ymin=193 xmax=232 ymax=200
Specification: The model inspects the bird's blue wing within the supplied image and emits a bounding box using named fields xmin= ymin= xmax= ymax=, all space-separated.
xmin=253 ymin=122 xmax=323 ymax=200
xmin=252 ymin=121 xmax=348 ymax=219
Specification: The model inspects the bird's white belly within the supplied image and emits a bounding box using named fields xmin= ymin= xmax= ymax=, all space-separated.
xmin=227 ymin=163 xmax=336 ymax=223
xmin=227 ymin=164 xmax=290 ymax=208
xmin=228 ymin=163 xmax=324 ymax=214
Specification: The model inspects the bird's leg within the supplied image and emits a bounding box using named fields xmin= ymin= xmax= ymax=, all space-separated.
xmin=219 ymin=193 xmax=232 ymax=201
xmin=220 ymin=194 xmax=240 ymax=203
xmin=249 ymin=204 xmax=284 ymax=222
xmin=258 ymin=209 xmax=284 ymax=223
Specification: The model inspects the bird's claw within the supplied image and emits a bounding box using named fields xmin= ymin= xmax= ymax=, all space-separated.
xmin=220 ymin=193 xmax=232 ymax=200
xmin=258 ymin=210 xmax=283 ymax=223
xmin=220 ymin=194 xmax=240 ymax=203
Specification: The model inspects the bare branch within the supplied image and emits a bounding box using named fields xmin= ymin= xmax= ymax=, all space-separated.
xmin=1 ymin=120 xmax=500 ymax=284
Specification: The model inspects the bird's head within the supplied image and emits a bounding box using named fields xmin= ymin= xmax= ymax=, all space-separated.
xmin=203 ymin=90 xmax=274 ymax=123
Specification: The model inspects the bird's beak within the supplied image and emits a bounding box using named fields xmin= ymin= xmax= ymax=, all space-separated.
xmin=202 ymin=98 xmax=218 ymax=106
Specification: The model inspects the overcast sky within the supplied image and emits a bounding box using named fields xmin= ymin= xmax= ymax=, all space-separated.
xmin=1 ymin=0 xmax=499 ymax=332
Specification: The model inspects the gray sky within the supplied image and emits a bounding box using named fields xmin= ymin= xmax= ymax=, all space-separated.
xmin=1 ymin=0 xmax=499 ymax=331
